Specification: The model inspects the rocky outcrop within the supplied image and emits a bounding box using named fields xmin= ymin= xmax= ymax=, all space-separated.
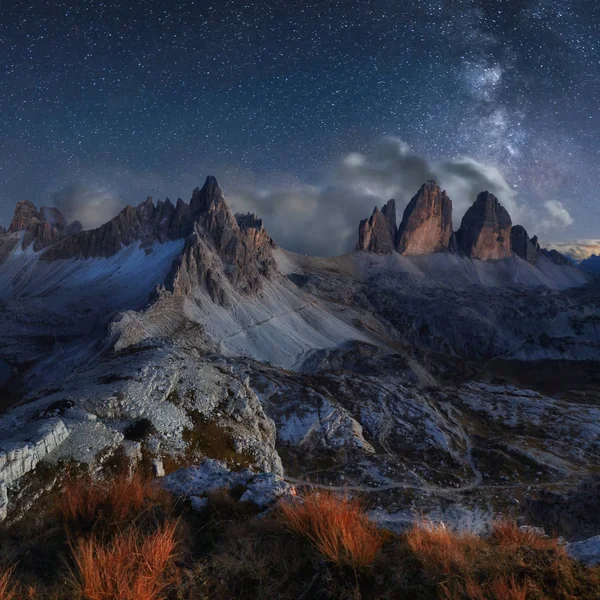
xmin=525 ymin=476 xmax=600 ymax=541
xmin=457 ymin=191 xmax=512 ymax=260
xmin=8 ymin=200 xmax=38 ymax=233
xmin=396 ymin=181 xmax=453 ymax=255
xmin=357 ymin=199 xmax=397 ymax=254
xmin=511 ymin=225 xmax=539 ymax=264
xmin=0 ymin=418 xmax=69 ymax=496
xmin=162 ymin=459 xmax=294 ymax=511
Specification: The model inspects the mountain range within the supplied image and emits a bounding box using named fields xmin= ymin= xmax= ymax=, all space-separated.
xmin=0 ymin=176 xmax=598 ymax=543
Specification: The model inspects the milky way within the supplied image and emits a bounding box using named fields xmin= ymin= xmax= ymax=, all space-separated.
xmin=0 ymin=0 xmax=598 ymax=250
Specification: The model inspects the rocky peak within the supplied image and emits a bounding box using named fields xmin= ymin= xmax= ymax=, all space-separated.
xmin=457 ymin=191 xmax=512 ymax=260
xmin=39 ymin=206 xmax=67 ymax=230
xmin=190 ymin=176 xmax=224 ymax=215
xmin=356 ymin=199 xmax=397 ymax=254
xmin=396 ymin=181 xmax=453 ymax=255
xmin=30 ymin=176 xmax=276 ymax=303
xmin=66 ymin=220 xmax=83 ymax=236
xmin=511 ymin=225 xmax=539 ymax=264
xmin=165 ymin=189 xmax=276 ymax=304
xmin=8 ymin=200 xmax=38 ymax=233
xmin=6 ymin=201 xmax=76 ymax=252
xmin=540 ymin=248 xmax=572 ymax=266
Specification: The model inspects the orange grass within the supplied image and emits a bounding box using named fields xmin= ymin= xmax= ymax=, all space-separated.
xmin=0 ymin=567 xmax=18 ymax=600
xmin=72 ymin=521 xmax=177 ymax=600
xmin=278 ymin=491 xmax=386 ymax=570
xmin=406 ymin=521 xmax=485 ymax=576
xmin=492 ymin=519 xmax=558 ymax=552
xmin=58 ymin=471 xmax=167 ymax=530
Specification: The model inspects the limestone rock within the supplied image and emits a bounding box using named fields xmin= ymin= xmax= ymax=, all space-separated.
xmin=457 ymin=191 xmax=512 ymax=260
xmin=356 ymin=199 xmax=397 ymax=253
xmin=567 ymin=535 xmax=600 ymax=566
xmin=511 ymin=225 xmax=539 ymax=264
xmin=397 ymin=181 xmax=453 ymax=255
xmin=162 ymin=459 xmax=295 ymax=511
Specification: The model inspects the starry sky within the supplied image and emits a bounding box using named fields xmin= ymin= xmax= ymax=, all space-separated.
xmin=1 ymin=0 xmax=599 ymax=255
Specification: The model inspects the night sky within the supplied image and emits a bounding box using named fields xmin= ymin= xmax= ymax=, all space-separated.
xmin=1 ymin=0 xmax=599 ymax=255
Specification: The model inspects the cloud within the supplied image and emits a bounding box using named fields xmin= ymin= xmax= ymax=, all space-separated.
xmin=228 ymin=137 xmax=525 ymax=256
xmin=541 ymin=240 xmax=600 ymax=262
xmin=542 ymin=199 xmax=573 ymax=228
xmin=52 ymin=183 xmax=123 ymax=229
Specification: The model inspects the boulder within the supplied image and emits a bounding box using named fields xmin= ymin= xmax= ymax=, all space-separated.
xmin=396 ymin=181 xmax=453 ymax=255
xmin=356 ymin=199 xmax=397 ymax=253
xmin=457 ymin=191 xmax=512 ymax=260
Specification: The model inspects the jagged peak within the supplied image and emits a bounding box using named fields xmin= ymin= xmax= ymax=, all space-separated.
xmin=396 ymin=181 xmax=453 ymax=255
xmin=381 ymin=198 xmax=396 ymax=217
xmin=357 ymin=199 xmax=397 ymax=254
xmin=8 ymin=199 xmax=39 ymax=233
xmin=190 ymin=176 xmax=226 ymax=215
xmin=236 ymin=212 xmax=264 ymax=230
xmin=457 ymin=191 xmax=512 ymax=260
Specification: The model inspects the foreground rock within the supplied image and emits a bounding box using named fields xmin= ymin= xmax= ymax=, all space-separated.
xmin=567 ymin=535 xmax=600 ymax=566
xmin=457 ymin=191 xmax=512 ymax=259
xmin=162 ymin=458 xmax=296 ymax=511
xmin=356 ymin=199 xmax=397 ymax=253
xmin=396 ymin=181 xmax=453 ymax=255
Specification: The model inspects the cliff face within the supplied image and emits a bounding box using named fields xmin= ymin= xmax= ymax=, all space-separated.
xmin=396 ymin=181 xmax=453 ymax=255
xmin=356 ymin=199 xmax=397 ymax=254
xmin=161 ymin=178 xmax=276 ymax=303
xmin=511 ymin=225 xmax=539 ymax=264
xmin=457 ymin=191 xmax=512 ymax=260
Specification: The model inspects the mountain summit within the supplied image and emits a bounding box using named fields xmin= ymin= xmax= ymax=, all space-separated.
xmin=456 ymin=191 xmax=512 ymax=260
xmin=396 ymin=180 xmax=454 ymax=255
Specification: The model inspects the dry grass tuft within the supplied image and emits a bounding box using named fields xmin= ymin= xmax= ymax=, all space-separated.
xmin=278 ymin=491 xmax=386 ymax=570
xmin=0 ymin=566 xmax=18 ymax=600
xmin=492 ymin=519 xmax=558 ymax=552
xmin=72 ymin=521 xmax=178 ymax=600
xmin=58 ymin=471 xmax=171 ymax=533
xmin=406 ymin=521 xmax=485 ymax=577
xmin=486 ymin=575 xmax=531 ymax=600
